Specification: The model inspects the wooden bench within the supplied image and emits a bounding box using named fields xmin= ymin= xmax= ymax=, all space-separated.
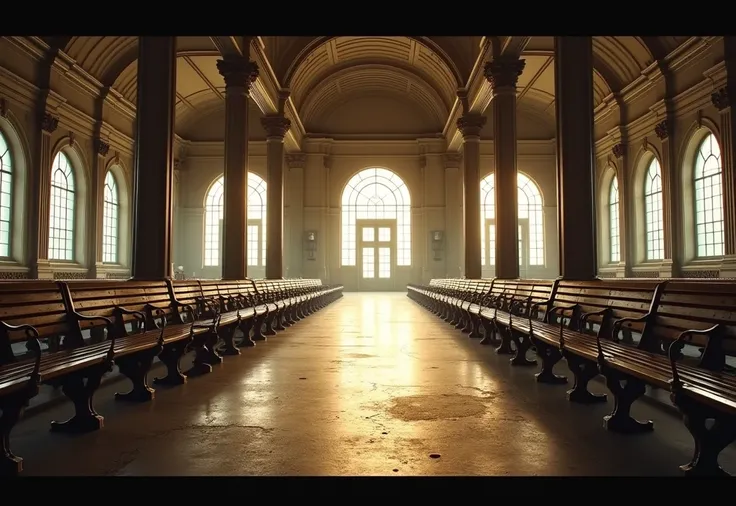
xmin=477 ymin=279 xmax=555 ymax=365
xmin=64 ymin=279 xmax=218 ymax=393
xmin=0 ymin=281 xmax=119 ymax=474
xmin=525 ymin=279 xmax=663 ymax=402
xmin=599 ymin=280 xmax=736 ymax=476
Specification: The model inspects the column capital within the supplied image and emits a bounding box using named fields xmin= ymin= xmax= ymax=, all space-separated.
xmin=456 ymin=114 xmax=487 ymax=139
xmin=484 ymin=56 xmax=526 ymax=90
xmin=216 ymin=57 xmax=259 ymax=89
xmin=654 ymin=119 xmax=670 ymax=140
xmin=712 ymin=86 xmax=731 ymax=111
xmin=261 ymin=115 xmax=291 ymax=138
xmin=41 ymin=112 xmax=59 ymax=134
xmin=285 ymin=153 xmax=306 ymax=169
xmin=95 ymin=138 xmax=110 ymax=157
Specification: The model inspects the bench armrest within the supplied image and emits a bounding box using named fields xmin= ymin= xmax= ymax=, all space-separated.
xmin=549 ymin=304 xmax=578 ymax=318
xmin=668 ymin=325 xmax=724 ymax=388
xmin=115 ymin=306 xmax=146 ymax=323
xmin=580 ymin=307 xmax=612 ymax=326
xmin=611 ymin=314 xmax=649 ymax=341
xmin=0 ymin=322 xmax=43 ymax=380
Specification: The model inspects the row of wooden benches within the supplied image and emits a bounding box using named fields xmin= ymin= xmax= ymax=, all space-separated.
xmin=0 ymin=277 xmax=344 ymax=475
xmin=407 ymin=277 xmax=736 ymax=477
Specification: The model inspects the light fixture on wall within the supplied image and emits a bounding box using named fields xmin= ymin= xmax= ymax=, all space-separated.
xmin=305 ymin=231 xmax=317 ymax=261
xmin=431 ymin=230 xmax=444 ymax=261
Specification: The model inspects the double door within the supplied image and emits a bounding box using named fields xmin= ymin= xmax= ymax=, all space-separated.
xmin=358 ymin=220 xmax=395 ymax=291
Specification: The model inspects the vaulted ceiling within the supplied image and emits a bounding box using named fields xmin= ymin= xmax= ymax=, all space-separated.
xmin=45 ymin=35 xmax=692 ymax=140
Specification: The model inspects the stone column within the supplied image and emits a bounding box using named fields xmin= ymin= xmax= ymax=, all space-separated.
xmin=131 ymin=36 xmax=177 ymax=280
xmin=261 ymin=113 xmax=291 ymax=279
xmin=457 ymin=114 xmax=486 ymax=279
xmin=90 ymin=138 xmax=110 ymax=278
xmin=712 ymin=87 xmax=736 ymax=274
xmin=654 ymin=119 xmax=678 ymax=276
xmin=485 ymin=56 xmax=525 ymax=279
xmin=216 ymin=56 xmax=259 ymax=280
xmin=554 ymin=36 xmax=598 ymax=280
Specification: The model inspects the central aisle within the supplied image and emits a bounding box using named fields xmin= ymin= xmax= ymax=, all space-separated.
xmin=13 ymin=292 xmax=734 ymax=476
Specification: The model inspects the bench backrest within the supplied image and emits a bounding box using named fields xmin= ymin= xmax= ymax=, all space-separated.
xmin=650 ymin=280 xmax=736 ymax=356
xmin=169 ymin=279 xmax=204 ymax=313
xmin=550 ymin=279 xmax=663 ymax=336
xmin=0 ymin=281 xmax=71 ymax=349
xmin=64 ymin=280 xmax=175 ymax=330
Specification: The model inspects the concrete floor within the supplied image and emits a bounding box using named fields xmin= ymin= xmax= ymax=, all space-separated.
xmin=11 ymin=292 xmax=736 ymax=476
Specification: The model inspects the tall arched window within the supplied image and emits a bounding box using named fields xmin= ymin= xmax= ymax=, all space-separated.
xmin=644 ymin=157 xmax=664 ymax=260
xmin=609 ymin=176 xmax=620 ymax=263
xmin=49 ymin=151 xmax=75 ymax=261
xmin=341 ymin=168 xmax=411 ymax=266
xmin=203 ymin=173 xmax=268 ymax=267
xmin=0 ymin=130 xmax=12 ymax=258
xmin=247 ymin=174 xmax=267 ymax=267
xmin=694 ymin=132 xmax=724 ymax=257
xmin=480 ymin=172 xmax=544 ymax=267
xmin=102 ymin=171 xmax=119 ymax=263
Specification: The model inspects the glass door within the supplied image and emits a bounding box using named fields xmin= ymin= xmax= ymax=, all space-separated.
xmin=357 ymin=220 xmax=395 ymax=291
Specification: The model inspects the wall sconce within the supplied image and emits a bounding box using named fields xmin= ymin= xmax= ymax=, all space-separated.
xmin=305 ymin=231 xmax=317 ymax=261
xmin=431 ymin=230 xmax=444 ymax=261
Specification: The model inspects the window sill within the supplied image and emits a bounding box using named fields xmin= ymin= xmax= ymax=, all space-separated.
xmin=0 ymin=261 xmax=30 ymax=272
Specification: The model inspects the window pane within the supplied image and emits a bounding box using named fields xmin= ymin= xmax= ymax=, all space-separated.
xmin=609 ymin=176 xmax=620 ymax=263
xmin=378 ymin=247 xmax=391 ymax=278
xmin=362 ymin=227 xmax=374 ymax=242
xmin=204 ymin=173 xmax=268 ymax=267
xmin=362 ymin=247 xmax=375 ymax=278
xmin=48 ymin=151 xmax=75 ymax=261
xmin=0 ymin=130 xmax=12 ymax=258
xmin=644 ymin=158 xmax=664 ymax=260
xmin=480 ymin=173 xmax=544 ymax=268
xmin=694 ymin=133 xmax=724 ymax=257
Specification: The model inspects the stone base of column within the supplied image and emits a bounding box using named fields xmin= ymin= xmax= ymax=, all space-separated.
xmin=658 ymin=259 xmax=675 ymax=278
xmin=31 ymin=259 xmax=54 ymax=280
xmin=719 ymin=255 xmax=736 ymax=278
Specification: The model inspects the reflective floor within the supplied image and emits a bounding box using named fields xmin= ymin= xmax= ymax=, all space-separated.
xmin=12 ymin=292 xmax=736 ymax=476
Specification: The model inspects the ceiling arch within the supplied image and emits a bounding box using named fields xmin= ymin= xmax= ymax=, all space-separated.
xmin=300 ymin=64 xmax=448 ymax=128
xmin=284 ymin=36 xmax=460 ymax=123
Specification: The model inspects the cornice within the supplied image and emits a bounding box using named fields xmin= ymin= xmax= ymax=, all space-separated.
xmin=0 ymin=66 xmax=39 ymax=109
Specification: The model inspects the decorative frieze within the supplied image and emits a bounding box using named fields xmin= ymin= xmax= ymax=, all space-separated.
xmin=95 ymin=138 xmax=110 ymax=157
xmin=443 ymin=153 xmax=462 ymax=169
xmin=654 ymin=120 xmax=669 ymax=140
xmin=711 ymin=87 xmax=731 ymax=111
xmin=41 ymin=112 xmax=59 ymax=133
xmin=612 ymin=143 xmax=625 ymax=158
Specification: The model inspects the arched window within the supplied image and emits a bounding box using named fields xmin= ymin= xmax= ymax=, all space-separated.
xmin=644 ymin=158 xmax=664 ymax=261
xmin=102 ymin=171 xmax=119 ymax=263
xmin=341 ymin=168 xmax=411 ymax=266
xmin=609 ymin=176 xmax=620 ymax=263
xmin=480 ymin=172 xmax=544 ymax=267
xmin=49 ymin=151 xmax=75 ymax=261
xmin=694 ymin=133 xmax=724 ymax=257
xmin=247 ymin=174 xmax=267 ymax=267
xmin=0 ymin=130 xmax=12 ymax=258
xmin=203 ymin=173 xmax=268 ymax=267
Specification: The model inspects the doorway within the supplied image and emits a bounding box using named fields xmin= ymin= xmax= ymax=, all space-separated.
xmin=358 ymin=220 xmax=395 ymax=291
